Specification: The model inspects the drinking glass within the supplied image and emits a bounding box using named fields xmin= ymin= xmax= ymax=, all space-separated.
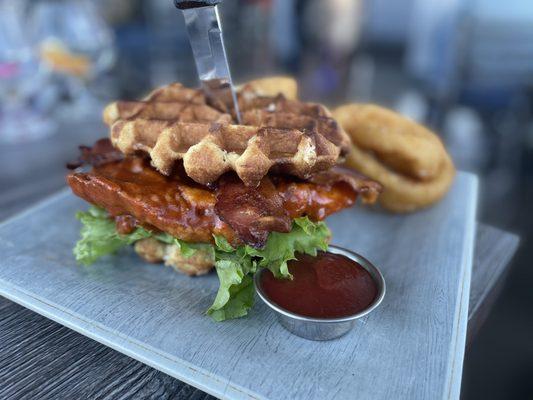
xmin=0 ymin=0 xmax=54 ymax=143
xmin=30 ymin=0 xmax=116 ymax=118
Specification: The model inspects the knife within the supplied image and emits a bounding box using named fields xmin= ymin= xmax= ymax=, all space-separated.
xmin=174 ymin=0 xmax=242 ymax=122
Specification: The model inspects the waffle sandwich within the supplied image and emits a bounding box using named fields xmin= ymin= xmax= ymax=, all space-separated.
xmin=67 ymin=77 xmax=381 ymax=321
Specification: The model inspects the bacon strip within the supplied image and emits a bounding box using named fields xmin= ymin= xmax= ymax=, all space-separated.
xmin=215 ymin=174 xmax=291 ymax=248
xmin=307 ymin=166 xmax=382 ymax=204
xmin=67 ymin=138 xmax=123 ymax=169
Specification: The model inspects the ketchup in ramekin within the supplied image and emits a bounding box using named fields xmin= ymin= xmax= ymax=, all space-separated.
xmin=260 ymin=252 xmax=378 ymax=319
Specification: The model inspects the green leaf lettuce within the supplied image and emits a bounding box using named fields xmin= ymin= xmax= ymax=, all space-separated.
xmin=74 ymin=207 xmax=330 ymax=321
xmin=74 ymin=207 xmax=151 ymax=265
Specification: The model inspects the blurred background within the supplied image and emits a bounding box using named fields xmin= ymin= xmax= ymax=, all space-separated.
xmin=0 ymin=0 xmax=531 ymax=398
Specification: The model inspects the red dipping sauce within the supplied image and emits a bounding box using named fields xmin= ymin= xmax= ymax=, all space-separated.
xmin=260 ymin=252 xmax=377 ymax=318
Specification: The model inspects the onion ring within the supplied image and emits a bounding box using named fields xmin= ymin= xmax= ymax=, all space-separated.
xmin=334 ymin=104 xmax=455 ymax=213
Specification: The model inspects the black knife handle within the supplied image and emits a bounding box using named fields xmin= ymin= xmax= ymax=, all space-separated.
xmin=174 ymin=0 xmax=221 ymax=9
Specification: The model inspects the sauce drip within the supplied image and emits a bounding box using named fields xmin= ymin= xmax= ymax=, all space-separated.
xmin=260 ymin=252 xmax=377 ymax=318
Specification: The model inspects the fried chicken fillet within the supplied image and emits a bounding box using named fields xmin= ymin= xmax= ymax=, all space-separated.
xmin=67 ymin=139 xmax=381 ymax=249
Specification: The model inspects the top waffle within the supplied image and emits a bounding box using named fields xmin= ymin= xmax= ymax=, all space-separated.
xmin=104 ymin=77 xmax=351 ymax=187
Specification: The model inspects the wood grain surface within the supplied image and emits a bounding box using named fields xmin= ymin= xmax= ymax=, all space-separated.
xmin=0 ymin=299 xmax=213 ymax=400
xmin=0 ymin=119 xmax=519 ymax=400
xmin=0 ymin=173 xmax=478 ymax=399
xmin=0 ymin=223 xmax=517 ymax=400
xmin=466 ymin=224 xmax=519 ymax=342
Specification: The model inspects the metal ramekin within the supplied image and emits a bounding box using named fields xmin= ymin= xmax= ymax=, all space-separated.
xmin=254 ymin=245 xmax=386 ymax=341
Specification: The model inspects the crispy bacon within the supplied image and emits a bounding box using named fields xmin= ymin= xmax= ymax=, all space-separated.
xmin=215 ymin=174 xmax=291 ymax=248
xmin=67 ymin=139 xmax=381 ymax=247
xmin=307 ymin=166 xmax=382 ymax=204
xmin=66 ymin=138 xmax=124 ymax=169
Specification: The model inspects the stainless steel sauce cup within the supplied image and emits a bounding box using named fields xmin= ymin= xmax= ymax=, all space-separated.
xmin=254 ymin=245 xmax=386 ymax=341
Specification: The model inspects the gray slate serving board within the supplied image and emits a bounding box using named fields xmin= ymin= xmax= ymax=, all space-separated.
xmin=0 ymin=172 xmax=478 ymax=400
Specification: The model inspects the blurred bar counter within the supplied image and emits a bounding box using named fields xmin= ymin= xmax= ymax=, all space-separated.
xmin=0 ymin=118 xmax=104 ymax=221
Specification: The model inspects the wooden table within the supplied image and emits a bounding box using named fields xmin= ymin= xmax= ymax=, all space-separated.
xmin=0 ymin=120 xmax=520 ymax=399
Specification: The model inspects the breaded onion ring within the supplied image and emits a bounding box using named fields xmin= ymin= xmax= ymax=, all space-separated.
xmin=239 ymin=76 xmax=298 ymax=100
xmin=334 ymin=104 xmax=455 ymax=213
